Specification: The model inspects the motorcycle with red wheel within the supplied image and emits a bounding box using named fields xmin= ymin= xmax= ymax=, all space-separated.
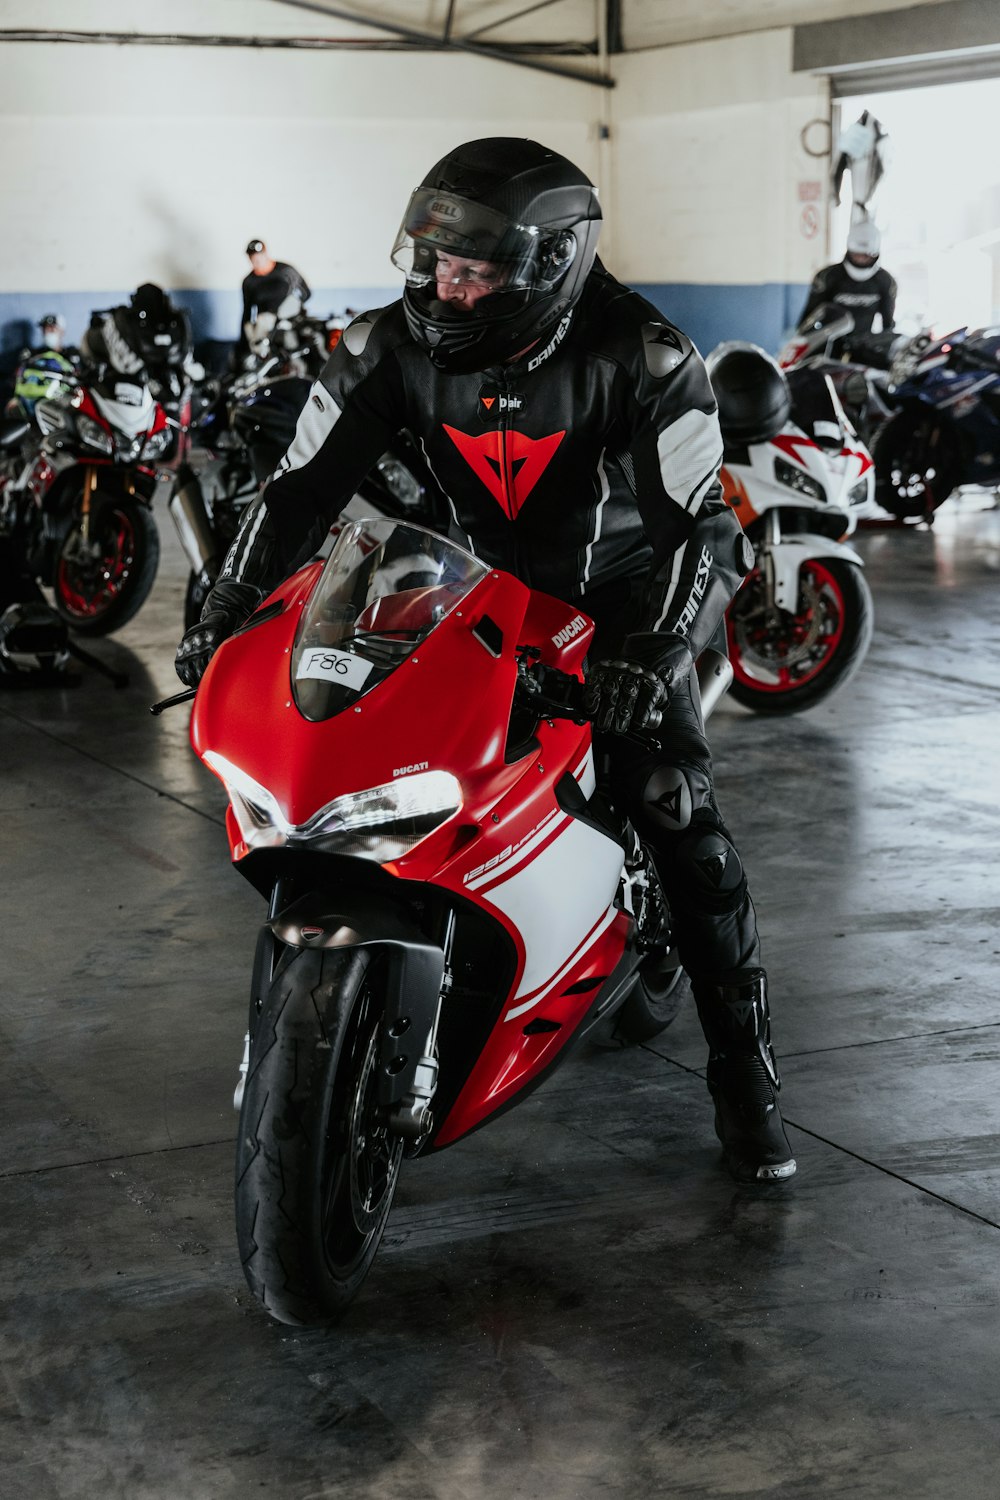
xmin=707 ymin=342 xmax=875 ymax=715
xmin=2 ymin=370 xmax=167 ymax=635
xmin=162 ymin=516 xmax=732 ymax=1326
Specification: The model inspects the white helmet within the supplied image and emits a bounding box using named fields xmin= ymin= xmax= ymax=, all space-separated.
xmin=845 ymin=220 xmax=881 ymax=281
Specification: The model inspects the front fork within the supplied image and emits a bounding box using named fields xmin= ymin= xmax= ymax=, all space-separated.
xmin=233 ymin=903 xmax=456 ymax=1146
xmin=78 ymin=464 xmax=97 ymax=546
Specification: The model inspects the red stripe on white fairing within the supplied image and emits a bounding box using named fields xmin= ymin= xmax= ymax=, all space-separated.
xmin=505 ymin=903 xmax=620 ymax=1021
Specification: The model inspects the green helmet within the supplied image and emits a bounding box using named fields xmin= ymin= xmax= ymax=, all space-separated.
xmin=12 ymin=351 xmax=76 ymax=415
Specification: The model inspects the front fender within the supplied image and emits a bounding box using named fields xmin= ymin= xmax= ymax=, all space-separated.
xmin=762 ymin=534 xmax=864 ymax=612
xmin=266 ymin=888 xmax=446 ymax=1136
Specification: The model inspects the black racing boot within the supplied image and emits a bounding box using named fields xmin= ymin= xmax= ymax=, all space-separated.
xmin=693 ymin=967 xmax=796 ymax=1184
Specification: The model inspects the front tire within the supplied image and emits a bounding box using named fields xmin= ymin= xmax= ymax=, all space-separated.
xmin=726 ymin=556 xmax=873 ymax=714
xmin=54 ymin=492 xmax=160 ymax=636
xmin=235 ymin=946 xmax=402 ymax=1326
xmin=873 ymin=410 xmax=961 ymax=519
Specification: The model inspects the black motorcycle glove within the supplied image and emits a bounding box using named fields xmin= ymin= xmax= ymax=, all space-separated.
xmin=174 ymin=580 xmax=264 ymax=688
xmin=583 ymin=632 xmax=694 ymax=736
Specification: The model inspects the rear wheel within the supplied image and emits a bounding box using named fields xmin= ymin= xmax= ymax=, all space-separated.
xmin=873 ymin=410 xmax=961 ymax=519
xmin=54 ymin=492 xmax=160 ymax=635
xmin=603 ymin=862 xmax=688 ymax=1047
xmin=235 ymin=946 xmax=402 ymax=1326
xmin=726 ymin=556 xmax=873 ymax=714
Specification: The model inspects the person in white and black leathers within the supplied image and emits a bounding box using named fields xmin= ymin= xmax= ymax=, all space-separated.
xmin=177 ymin=138 xmax=797 ymax=1185
xmin=798 ymin=218 xmax=897 ymax=344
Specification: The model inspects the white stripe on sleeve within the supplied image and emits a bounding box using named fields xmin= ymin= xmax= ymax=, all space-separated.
xmin=655 ymin=408 xmax=723 ymax=516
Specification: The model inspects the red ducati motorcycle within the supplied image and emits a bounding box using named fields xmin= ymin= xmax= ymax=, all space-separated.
xmin=11 ymin=371 xmax=167 ymax=633
xmin=179 ymin=517 xmax=730 ymax=1326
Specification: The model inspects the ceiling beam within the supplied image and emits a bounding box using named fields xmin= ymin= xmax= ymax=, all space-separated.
xmin=268 ymin=0 xmax=613 ymax=87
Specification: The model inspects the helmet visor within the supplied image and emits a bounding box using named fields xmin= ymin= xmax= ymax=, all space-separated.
xmin=391 ymin=187 xmax=574 ymax=316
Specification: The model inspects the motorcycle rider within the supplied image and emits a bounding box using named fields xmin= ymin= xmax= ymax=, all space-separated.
xmin=239 ymin=239 xmax=311 ymax=363
xmin=798 ymin=217 xmax=897 ymax=346
xmin=176 ymin=138 xmax=796 ymax=1184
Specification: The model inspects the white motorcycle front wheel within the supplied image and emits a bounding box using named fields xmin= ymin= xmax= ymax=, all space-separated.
xmin=726 ymin=556 xmax=874 ymax=714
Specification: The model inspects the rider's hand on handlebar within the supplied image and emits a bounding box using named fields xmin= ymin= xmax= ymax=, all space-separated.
xmin=583 ymin=632 xmax=694 ymax=736
xmin=174 ymin=581 xmax=261 ymax=688
xmin=583 ymin=659 xmax=667 ymax=735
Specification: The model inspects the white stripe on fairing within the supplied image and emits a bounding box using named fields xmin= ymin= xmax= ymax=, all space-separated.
xmin=505 ymin=903 xmax=620 ymax=1021
xmin=655 ymin=408 xmax=723 ymax=517
xmin=466 ymin=809 xmax=563 ymax=892
xmin=653 ymin=535 xmax=691 ymax=630
xmin=583 ymin=449 xmax=610 ymax=586
xmin=479 ymin=815 xmax=623 ymax=1002
xmin=272 ymin=379 xmax=343 ymax=480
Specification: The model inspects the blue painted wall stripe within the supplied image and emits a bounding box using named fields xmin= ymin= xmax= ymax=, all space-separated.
xmin=1 ymin=282 xmax=811 ymax=365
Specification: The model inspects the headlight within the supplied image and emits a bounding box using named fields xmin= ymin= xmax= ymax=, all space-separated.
xmin=76 ymin=414 xmax=113 ymax=455
xmin=203 ymin=753 xmax=461 ymax=862
xmin=140 ymin=426 xmax=173 ymax=461
xmin=848 ymin=477 xmax=870 ymax=505
xmin=775 ymin=456 xmax=825 ymax=502
xmin=114 ymin=431 xmax=144 ymax=463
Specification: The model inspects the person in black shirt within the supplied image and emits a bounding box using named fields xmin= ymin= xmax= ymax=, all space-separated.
xmin=178 ymin=140 xmax=797 ymax=1184
xmin=240 ymin=239 xmax=311 ymax=360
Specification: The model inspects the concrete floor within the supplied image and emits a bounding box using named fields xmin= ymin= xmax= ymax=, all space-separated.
xmin=2 ymin=489 xmax=1000 ymax=1499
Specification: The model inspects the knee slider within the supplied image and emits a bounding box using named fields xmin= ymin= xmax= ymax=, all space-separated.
xmin=675 ymin=820 xmax=747 ymax=913
xmin=639 ymin=762 xmax=713 ymax=833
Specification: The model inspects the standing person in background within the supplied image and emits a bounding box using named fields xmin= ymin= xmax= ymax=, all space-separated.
xmin=239 ymin=239 xmax=311 ymax=363
xmin=798 ymin=218 xmax=897 ymax=342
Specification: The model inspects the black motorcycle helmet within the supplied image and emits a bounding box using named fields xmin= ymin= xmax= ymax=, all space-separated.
xmin=118 ymin=283 xmax=191 ymax=369
xmin=391 ymin=137 xmax=602 ymax=373
xmin=705 ymin=342 xmax=791 ymax=446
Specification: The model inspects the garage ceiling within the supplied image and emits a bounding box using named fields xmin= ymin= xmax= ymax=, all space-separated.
xmin=0 ymin=0 xmax=973 ymax=89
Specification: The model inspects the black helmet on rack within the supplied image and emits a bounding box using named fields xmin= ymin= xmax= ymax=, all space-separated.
xmin=705 ymin=342 xmax=791 ymax=447
xmin=391 ymin=137 xmax=602 ymax=373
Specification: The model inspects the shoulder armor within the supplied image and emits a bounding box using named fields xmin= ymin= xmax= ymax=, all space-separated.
xmin=641 ymin=322 xmax=693 ymax=378
xmin=343 ymin=308 xmax=387 ymax=357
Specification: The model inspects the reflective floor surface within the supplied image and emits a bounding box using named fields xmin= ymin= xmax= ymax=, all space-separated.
xmin=2 ymin=490 xmax=999 ymax=1499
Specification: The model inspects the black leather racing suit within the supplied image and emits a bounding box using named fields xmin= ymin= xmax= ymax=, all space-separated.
xmin=799 ymin=260 xmax=897 ymax=341
xmin=211 ymin=264 xmax=760 ymax=983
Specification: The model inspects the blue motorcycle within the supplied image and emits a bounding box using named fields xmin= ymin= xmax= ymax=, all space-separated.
xmin=873 ymin=326 xmax=1000 ymax=519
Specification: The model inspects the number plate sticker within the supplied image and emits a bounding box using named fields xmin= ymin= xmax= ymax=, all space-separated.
xmin=296 ymin=646 xmax=374 ymax=690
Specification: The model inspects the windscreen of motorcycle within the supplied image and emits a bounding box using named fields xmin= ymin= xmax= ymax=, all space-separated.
xmin=291 ymin=517 xmax=490 ymax=722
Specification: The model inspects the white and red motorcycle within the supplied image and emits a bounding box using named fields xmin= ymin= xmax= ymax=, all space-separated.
xmin=154 ymin=516 xmax=735 ymax=1324
xmin=707 ymin=342 xmax=875 ymax=714
xmin=0 ymin=368 xmax=166 ymax=634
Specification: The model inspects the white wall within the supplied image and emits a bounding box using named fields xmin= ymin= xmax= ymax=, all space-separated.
xmin=612 ymin=28 xmax=831 ymax=288
xmin=0 ymin=15 xmax=829 ymax=355
xmin=0 ymin=39 xmax=601 ymax=309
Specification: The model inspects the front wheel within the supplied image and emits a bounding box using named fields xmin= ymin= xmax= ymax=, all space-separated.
xmin=726 ymin=556 xmax=873 ymax=714
xmin=53 ymin=491 xmax=160 ymax=635
xmin=873 ymin=410 xmax=961 ymax=519
xmin=235 ymin=946 xmax=402 ymax=1326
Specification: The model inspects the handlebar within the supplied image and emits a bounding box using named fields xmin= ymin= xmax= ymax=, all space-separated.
xmin=515 ymin=650 xmax=663 ymax=742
